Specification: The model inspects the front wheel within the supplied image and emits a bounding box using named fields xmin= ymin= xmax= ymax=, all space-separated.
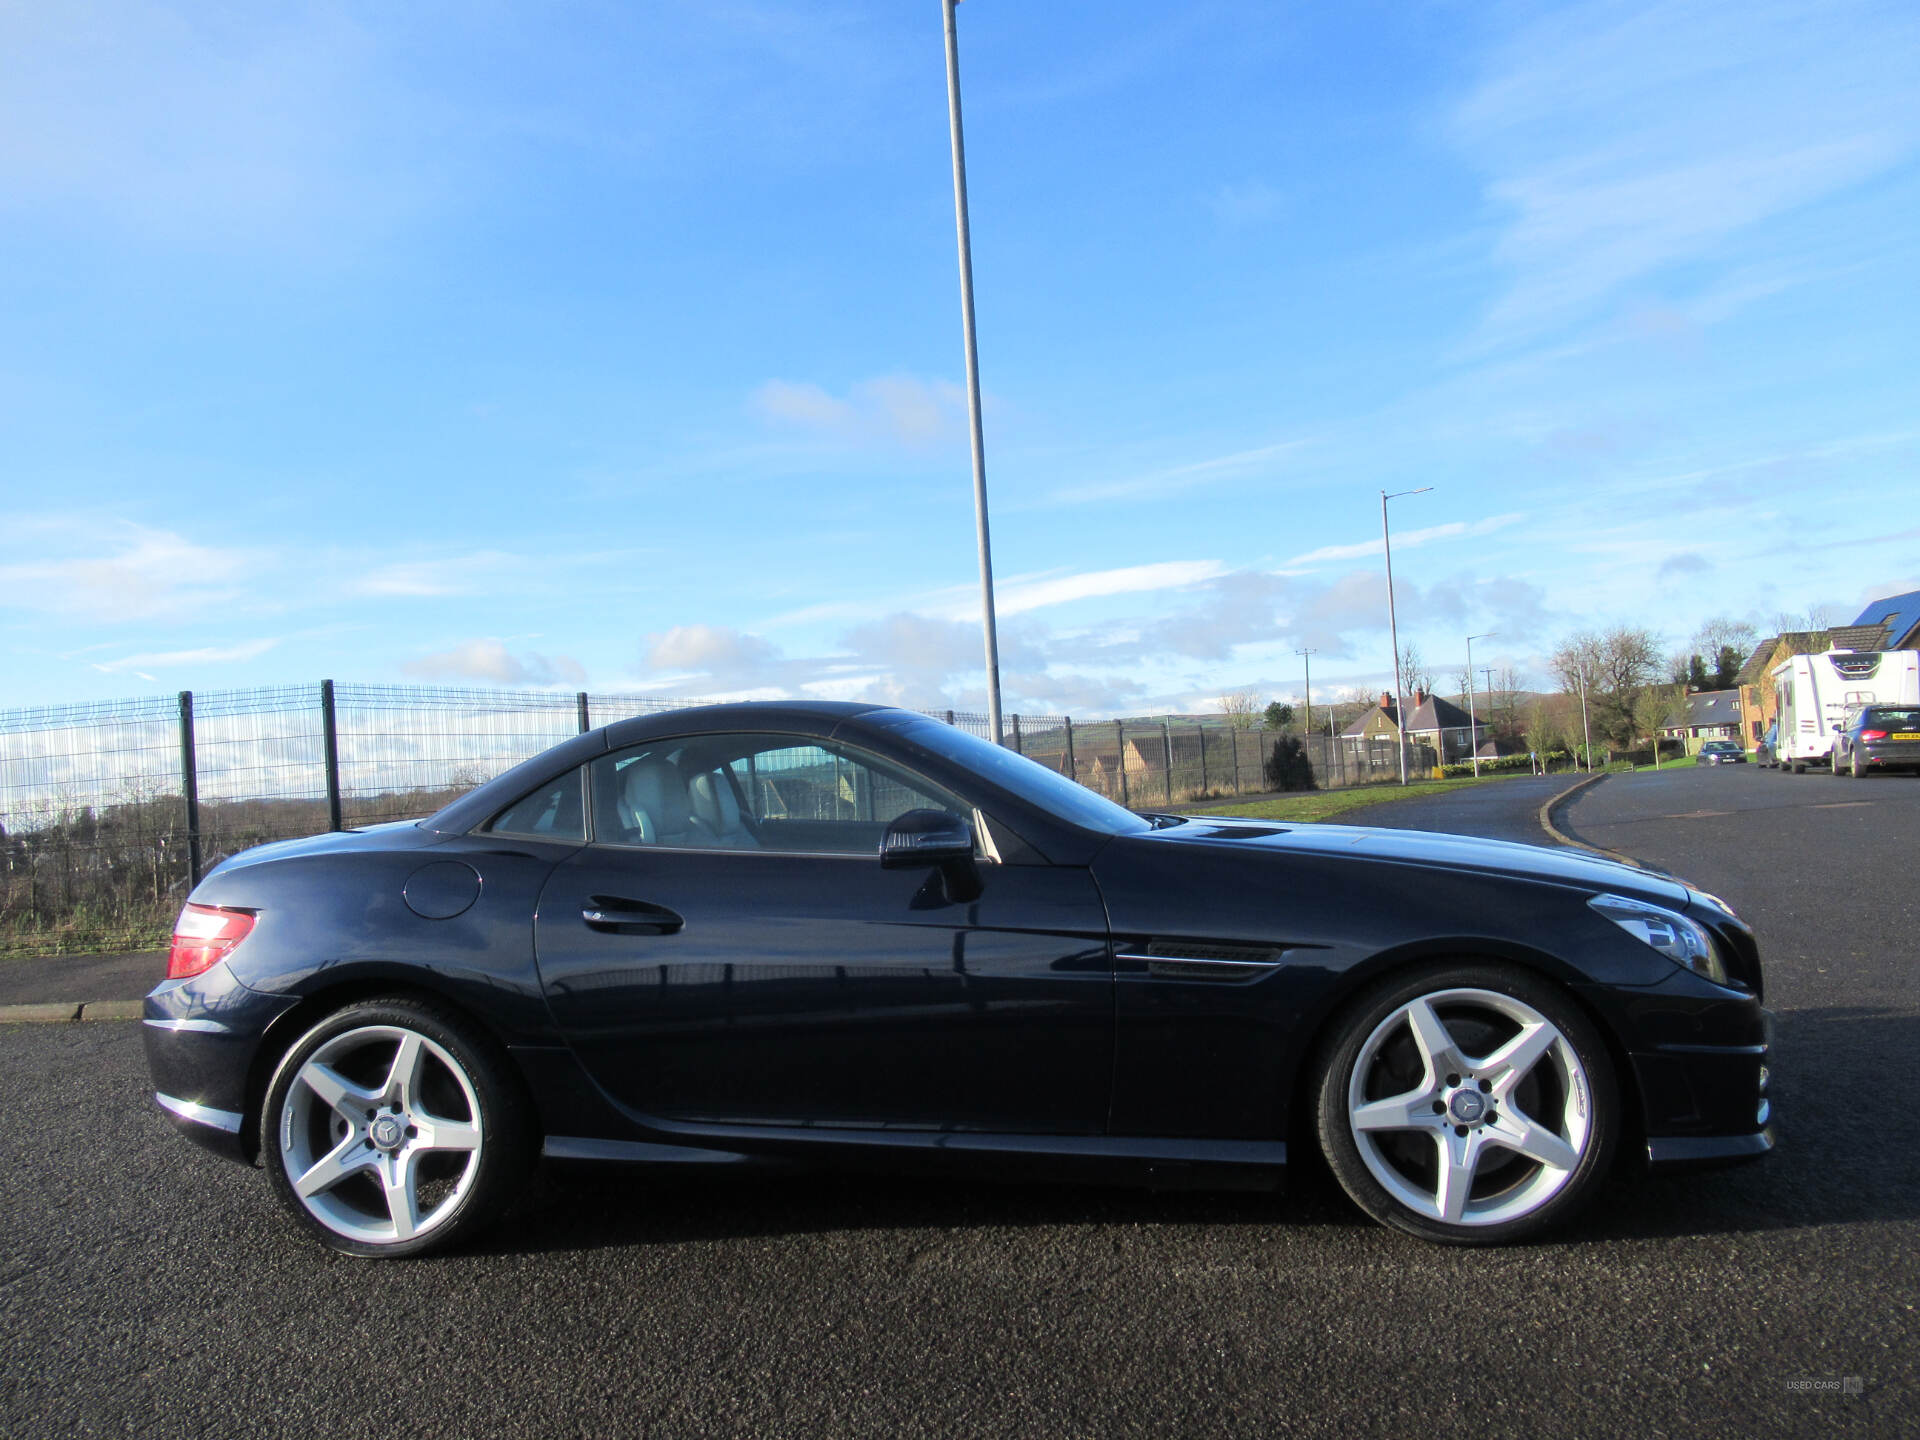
xmin=1315 ymin=964 xmax=1618 ymax=1245
xmin=261 ymin=998 xmax=533 ymax=1258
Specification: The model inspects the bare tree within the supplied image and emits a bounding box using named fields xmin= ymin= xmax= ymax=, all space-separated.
xmin=1552 ymin=627 xmax=1663 ymax=746
xmin=1397 ymin=643 xmax=1433 ymax=699
xmin=1685 ymin=617 xmax=1760 ymax=690
xmin=1216 ymin=687 xmax=1262 ymax=728
xmin=1771 ymin=604 xmax=1840 ymax=634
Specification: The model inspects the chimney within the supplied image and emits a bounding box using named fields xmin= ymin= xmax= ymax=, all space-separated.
xmin=1380 ymin=692 xmax=1393 ymax=710
xmin=1414 ymin=687 xmax=1428 ymax=707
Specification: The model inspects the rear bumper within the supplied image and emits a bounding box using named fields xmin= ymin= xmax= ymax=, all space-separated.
xmin=1857 ymin=742 xmax=1920 ymax=769
xmin=143 ymin=964 xmax=300 ymax=1166
xmin=153 ymin=1090 xmax=251 ymax=1162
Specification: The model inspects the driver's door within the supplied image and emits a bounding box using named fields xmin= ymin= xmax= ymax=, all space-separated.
xmin=533 ymin=733 xmax=1113 ymax=1134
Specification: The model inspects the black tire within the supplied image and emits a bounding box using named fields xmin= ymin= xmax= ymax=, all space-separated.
xmin=1314 ymin=962 xmax=1619 ymax=1245
xmin=1851 ymin=749 xmax=1865 ymax=779
xmin=261 ymin=997 xmax=534 ymax=1258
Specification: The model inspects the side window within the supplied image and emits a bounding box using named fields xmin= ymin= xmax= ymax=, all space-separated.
xmin=487 ymin=767 xmax=586 ymax=841
xmin=589 ymin=733 xmax=965 ymax=854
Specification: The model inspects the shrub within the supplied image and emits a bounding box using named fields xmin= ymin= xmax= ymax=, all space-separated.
xmin=1263 ymin=736 xmax=1316 ymax=792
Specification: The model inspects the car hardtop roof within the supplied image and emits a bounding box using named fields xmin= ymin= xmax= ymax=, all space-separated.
xmin=601 ymin=699 xmax=889 ymax=748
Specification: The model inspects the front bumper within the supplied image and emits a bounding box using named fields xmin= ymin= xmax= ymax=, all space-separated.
xmin=1631 ymin=1004 xmax=1775 ymax=1173
xmin=144 ymin=963 xmax=300 ymax=1165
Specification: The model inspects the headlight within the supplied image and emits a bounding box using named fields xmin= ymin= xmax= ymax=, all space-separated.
xmin=1589 ymin=893 xmax=1728 ymax=985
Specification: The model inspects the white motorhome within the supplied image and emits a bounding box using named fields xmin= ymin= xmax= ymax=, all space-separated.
xmin=1771 ymin=649 xmax=1920 ymax=772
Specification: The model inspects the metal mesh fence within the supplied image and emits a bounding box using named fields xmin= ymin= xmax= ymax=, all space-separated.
xmin=0 ymin=684 xmax=1436 ymax=959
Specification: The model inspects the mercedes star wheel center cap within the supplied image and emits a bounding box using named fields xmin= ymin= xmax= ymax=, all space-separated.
xmin=371 ymin=1115 xmax=404 ymax=1150
xmin=1449 ymin=1091 xmax=1486 ymax=1124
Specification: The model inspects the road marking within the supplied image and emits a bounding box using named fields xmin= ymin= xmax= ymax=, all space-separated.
xmin=1810 ymin=802 xmax=1874 ymax=809
xmin=1671 ymin=810 xmax=1734 ymax=819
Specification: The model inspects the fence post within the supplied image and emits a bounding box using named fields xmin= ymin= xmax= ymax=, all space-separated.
xmin=1198 ymin=723 xmax=1209 ymax=792
xmin=946 ymin=710 xmax=956 ymax=727
xmin=1231 ymin=727 xmax=1241 ymax=794
xmin=1010 ymin=714 xmax=1023 ymax=754
xmin=1064 ymin=717 xmax=1076 ymax=784
xmin=1162 ymin=720 xmax=1174 ymax=805
xmin=1116 ymin=720 xmax=1129 ymax=806
xmin=577 ymin=691 xmax=591 ymax=734
xmin=178 ymin=690 xmax=202 ymax=887
xmin=320 ymin=679 xmax=343 ymax=833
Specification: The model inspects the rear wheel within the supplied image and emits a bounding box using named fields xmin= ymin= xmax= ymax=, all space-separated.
xmin=1852 ymin=749 xmax=1866 ymax=778
xmin=261 ymin=997 xmax=533 ymax=1258
xmin=1315 ymin=963 xmax=1618 ymax=1245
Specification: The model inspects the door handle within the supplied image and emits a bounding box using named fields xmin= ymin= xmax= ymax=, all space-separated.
xmin=581 ymin=897 xmax=685 ymax=936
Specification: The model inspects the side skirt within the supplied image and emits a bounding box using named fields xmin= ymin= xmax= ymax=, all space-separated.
xmin=542 ymin=1127 xmax=1287 ymax=1192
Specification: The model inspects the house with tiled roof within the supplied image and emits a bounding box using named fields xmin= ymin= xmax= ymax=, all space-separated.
xmin=1340 ymin=688 xmax=1485 ymax=763
xmin=1658 ymin=689 xmax=1743 ymax=745
xmin=1848 ymin=589 xmax=1920 ymax=652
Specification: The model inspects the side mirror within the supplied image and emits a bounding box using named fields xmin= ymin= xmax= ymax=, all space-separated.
xmin=879 ymin=809 xmax=975 ymax=869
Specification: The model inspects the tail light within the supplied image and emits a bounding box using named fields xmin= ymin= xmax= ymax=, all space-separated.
xmin=1859 ymin=729 xmax=1888 ymax=742
xmin=167 ymin=904 xmax=256 ymax=980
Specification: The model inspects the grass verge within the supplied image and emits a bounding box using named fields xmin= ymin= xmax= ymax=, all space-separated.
xmin=1185 ymin=771 xmax=1539 ymax=824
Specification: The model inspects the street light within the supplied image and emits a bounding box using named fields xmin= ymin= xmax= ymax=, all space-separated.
xmin=1576 ymin=666 xmax=1593 ymax=772
xmin=940 ymin=0 xmax=1004 ymax=744
xmin=1465 ymin=631 xmax=1496 ymax=778
xmin=1295 ymin=647 xmax=1317 ymax=735
xmin=1380 ymin=486 xmax=1432 ymax=784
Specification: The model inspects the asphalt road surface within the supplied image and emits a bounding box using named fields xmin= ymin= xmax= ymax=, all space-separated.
xmin=3 ymin=767 xmax=1911 ymax=1438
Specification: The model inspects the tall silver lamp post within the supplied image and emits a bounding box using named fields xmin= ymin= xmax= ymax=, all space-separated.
xmin=1295 ymin=647 xmax=1317 ymax=734
xmin=1465 ymin=631 xmax=1496 ymax=778
xmin=941 ymin=0 xmax=1004 ymax=744
xmin=1380 ymin=487 xmax=1432 ymax=784
xmin=1577 ymin=666 xmax=1593 ymax=772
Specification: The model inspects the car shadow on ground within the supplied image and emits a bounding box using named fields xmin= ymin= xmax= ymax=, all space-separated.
xmin=465 ymin=1005 xmax=1918 ymax=1257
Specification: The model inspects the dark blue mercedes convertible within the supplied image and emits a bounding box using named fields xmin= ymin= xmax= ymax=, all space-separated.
xmin=145 ymin=702 xmax=1772 ymax=1256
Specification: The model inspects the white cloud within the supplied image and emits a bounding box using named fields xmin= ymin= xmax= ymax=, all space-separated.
xmin=402 ymin=638 xmax=585 ymax=687
xmin=1280 ymin=514 xmax=1525 ymax=570
xmin=94 ymin=637 xmax=281 ymax=675
xmin=1037 ymin=441 xmax=1307 ymax=508
xmin=750 ymin=374 xmax=970 ymax=448
xmin=645 ymin=624 xmax=781 ymax=678
xmin=350 ymin=553 xmax=520 ymax=598
xmin=0 ymin=519 xmax=249 ymax=620
xmin=1453 ymin=0 xmax=1920 ymax=350
xmin=968 ymin=561 xmax=1229 ymax=620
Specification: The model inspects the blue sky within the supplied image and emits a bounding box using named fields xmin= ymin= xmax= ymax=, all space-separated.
xmin=3 ymin=0 xmax=1916 ymax=717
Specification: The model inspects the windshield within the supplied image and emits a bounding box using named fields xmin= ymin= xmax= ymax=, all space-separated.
xmin=870 ymin=714 xmax=1152 ymax=837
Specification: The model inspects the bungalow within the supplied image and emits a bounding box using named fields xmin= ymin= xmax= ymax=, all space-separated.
xmin=1659 ymin=688 xmax=1743 ymax=745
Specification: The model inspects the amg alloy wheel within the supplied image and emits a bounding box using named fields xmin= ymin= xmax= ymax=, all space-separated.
xmin=262 ymin=999 xmax=531 ymax=1257
xmin=1316 ymin=965 xmax=1617 ymax=1244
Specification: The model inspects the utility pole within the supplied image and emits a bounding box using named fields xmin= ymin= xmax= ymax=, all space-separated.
xmin=941 ymin=0 xmax=1004 ymax=743
xmin=1466 ymin=632 xmax=1496 ymax=778
xmin=1381 ymin=487 xmax=1432 ymax=784
xmin=1295 ymin=647 xmax=1316 ymax=735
